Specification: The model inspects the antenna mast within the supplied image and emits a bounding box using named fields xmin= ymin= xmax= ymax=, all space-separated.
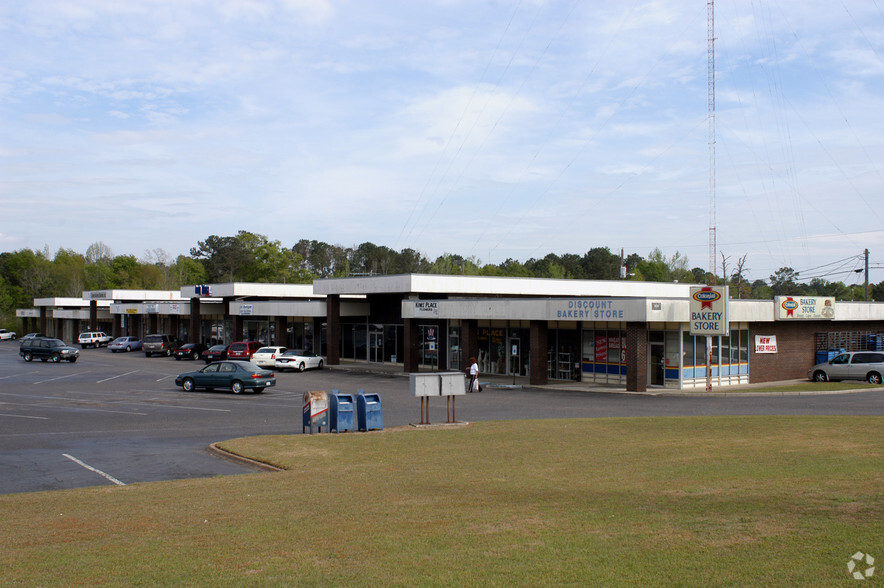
xmin=707 ymin=0 xmax=716 ymax=284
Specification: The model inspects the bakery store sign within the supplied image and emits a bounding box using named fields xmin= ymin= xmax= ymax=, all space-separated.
xmin=774 ymin=296 xmax=835 ymax=320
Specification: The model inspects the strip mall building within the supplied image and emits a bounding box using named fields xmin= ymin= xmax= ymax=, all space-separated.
xmin=17 ymin=274 xmax=884 ymax=391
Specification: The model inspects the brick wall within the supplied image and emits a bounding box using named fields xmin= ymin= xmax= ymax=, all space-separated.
xmin=750 ymin=321 xmax=884 ymax=383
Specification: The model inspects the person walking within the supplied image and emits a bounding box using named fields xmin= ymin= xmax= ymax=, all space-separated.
xmin=468 ymin=356 xmax=481 ymax=392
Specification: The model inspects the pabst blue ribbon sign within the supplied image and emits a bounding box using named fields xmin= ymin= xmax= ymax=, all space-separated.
xmin=689 ymin=286 xmax=729 ymax=336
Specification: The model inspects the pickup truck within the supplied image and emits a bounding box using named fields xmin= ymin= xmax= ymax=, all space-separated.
xmin=78 ymin=331 xmax=113 ymax=348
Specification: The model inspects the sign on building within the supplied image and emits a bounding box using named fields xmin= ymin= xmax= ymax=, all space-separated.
xmin=689 ymin=286 xmax=729 ymax=336
xmin=755 ymin=335 xmax=778 ymax=353
xmin=774 ymin=296 xmax=835 ymax=320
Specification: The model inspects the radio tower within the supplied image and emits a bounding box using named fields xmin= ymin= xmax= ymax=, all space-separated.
xmin=707 ymin=0 xmax=716 ymax=284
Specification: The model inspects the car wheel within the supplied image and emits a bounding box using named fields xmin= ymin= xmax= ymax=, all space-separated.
xmin=51 ymin=353 xmax=61 ymax=363
xmin=813 ymin=371 xmax=828 ymax=382
xmin=318 ymin=360 xmax=323 ymax=370
xmin=231 ymin=380 xmax=244 ymax=394
xmin=191 ymin=351 xmax=199 ymax=360
xmin=867 ymin=372 xmax=882 ymax=385
xmin=165 ymin=348 xmax=172 ymax=357
xmin=298 ymin=362 xmax=306 ymax=372
xmin=182 ymin=377 xmax=195 ymax=392
xmin=125 ymin=345 xmax=131 ymax=352
xmin=23 ymin=352 xmax=32 ymax=362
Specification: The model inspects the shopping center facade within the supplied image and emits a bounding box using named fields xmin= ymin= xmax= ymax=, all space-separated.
xmin=17 ymin=274 xmax=884 ymax=392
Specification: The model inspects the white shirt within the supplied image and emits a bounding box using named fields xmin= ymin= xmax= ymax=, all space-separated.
xmin=470 ymin=362 xmax=478 ymax=376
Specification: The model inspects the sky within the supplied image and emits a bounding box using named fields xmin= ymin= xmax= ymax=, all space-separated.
xmin=1 ymin=0 xmax=883 ymax=286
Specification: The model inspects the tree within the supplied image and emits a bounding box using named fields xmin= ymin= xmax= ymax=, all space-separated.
xmin=581 ymin=247 xmax=620 ymax=280
xmin=190 ymin=234 xmax=252 ymax=282
xmin=632 ymin=249 xmax=693 ymax=283
xmin=85 ymin=241 xmax=115 ymax=289
xmin=769 ymin=267 xmax=800 ymax=296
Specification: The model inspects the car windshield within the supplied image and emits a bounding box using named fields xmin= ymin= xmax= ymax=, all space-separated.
xmin=240 ymin=362 xmax=264 ymax=372
xmin=207 ymin=345 xmax=226 ymax=351
xmin=256 ymin=348 xmax=275 ymax=354
xmin=111 ymin=338 xmax=126 ymax=343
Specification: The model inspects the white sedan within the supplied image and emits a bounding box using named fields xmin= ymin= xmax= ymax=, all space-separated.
xmin=0 ymin=329 xmax=17 ymax=341
xmin=250 ymin=346 xmax=288 ymax=369
xmin=275 ymin=349 xmax=324 ymax=372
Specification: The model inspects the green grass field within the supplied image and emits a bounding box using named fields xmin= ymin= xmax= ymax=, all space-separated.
xmin=1 ymin=416 xmax=881 ymax=586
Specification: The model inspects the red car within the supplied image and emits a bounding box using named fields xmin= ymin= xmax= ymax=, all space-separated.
xmin=227 ymin=341 xmax=263 ymax=360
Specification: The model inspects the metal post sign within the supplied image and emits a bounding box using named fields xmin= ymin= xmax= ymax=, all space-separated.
xmin=689 ymin=286 xmax=729 ymax=336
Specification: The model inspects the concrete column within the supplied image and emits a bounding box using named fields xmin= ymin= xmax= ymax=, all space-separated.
xmin=403 ymin=318 xmax=419 ymax=373
xmin=326 ymin=295 xmax=340 ymax=365
xmin=275 ymin=316 xmax=286 ymax=346
xmin=234 ymin=315 xmax=244 ymax=342
xmin=190 ymin=297 xmax=201 ymax=343
xmin=89 ymin=300 xmax=98 ymax=331
xmin=530 ymin=320 xmax=549 ymax=386
xmin=626 ymin=322 xmax=648 ymax=392
xmin=39 ymin=307 xmax=47 ymax=335
xmin=461 ymin=319 xmax=478 ymax=373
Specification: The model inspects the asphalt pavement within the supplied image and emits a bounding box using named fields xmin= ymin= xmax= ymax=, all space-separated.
xmin=1 ymin=340 xmax=882 ymax=495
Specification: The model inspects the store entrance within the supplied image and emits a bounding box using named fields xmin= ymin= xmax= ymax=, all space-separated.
xmin=649 ymin=342 xmax=665 ymax=386
xmin=369 ymin=330 xmax=383 ymax=363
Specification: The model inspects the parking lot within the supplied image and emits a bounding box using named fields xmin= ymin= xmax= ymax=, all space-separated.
xmin=1 ymin=340 xmax=883 ymax=495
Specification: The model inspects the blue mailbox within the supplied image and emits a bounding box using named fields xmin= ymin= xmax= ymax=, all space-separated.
xmin=356 ymin=390 xmax=383 ymax=431
xmin=328 ymin=390 xmax=356 ymax=433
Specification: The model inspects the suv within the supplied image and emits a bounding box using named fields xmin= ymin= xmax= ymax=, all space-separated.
xmin=143 ymin=334 xmax=181 ymax=357
xmin=78 ymin=331 xmax=113 ymax=348
xmin=808 ymin=351 xmax=884 ymax=384
xmin=227 ymin=341 xmax=263 ymax=360
xmin=0 ymin=329 xmax=16 ymax=340
xmin=19 ymin=338 xmax=80 ymax=363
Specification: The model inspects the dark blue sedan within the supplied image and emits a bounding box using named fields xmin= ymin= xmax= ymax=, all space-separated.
xmin=174 ymin=360 xmax=275 ymax=394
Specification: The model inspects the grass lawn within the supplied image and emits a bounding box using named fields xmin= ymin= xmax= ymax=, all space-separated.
xmin=1 ymin=416 xmax=881 ymax=586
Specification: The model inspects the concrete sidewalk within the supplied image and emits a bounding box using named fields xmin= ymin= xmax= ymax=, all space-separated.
xmin=326 ymin=359 xmax=821 ymax=395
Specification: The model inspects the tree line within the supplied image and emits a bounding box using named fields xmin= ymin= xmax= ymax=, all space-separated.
xmin=1 ymin=231 xmax=880 ymax=328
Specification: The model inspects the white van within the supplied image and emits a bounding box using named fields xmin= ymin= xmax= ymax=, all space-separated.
xmin=808 ymin=351 xmax=884 ymax=384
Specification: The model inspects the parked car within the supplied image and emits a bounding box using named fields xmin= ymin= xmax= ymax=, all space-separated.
xmin=173 ymin=342 xmax=208 ymax=360
xmin=174 ymin=360 xmax=275 ymax=394
xmin=143 ymin=334 xmax=181 ymax=357
xmin=201 ymin=344 xmax=229 ymax=364
xmin=0 ymin=329 xmax=17 ymax=340
xmin=227 ymin=341 xmax=263 ymax=361
xmin=808 ymin=351 xmax=884 ymax=384
xmin=108 ymin=336 xmax=142 ymax=353
xmin=275 ymin=349 xmax=324 ymax=372
xmin=251 ymin=346 xmax=288 ymax=369
xmin=78 ymin=331 xmax=113 ymax=348
xmin=19 ymin=338 xmax=79 ymax=363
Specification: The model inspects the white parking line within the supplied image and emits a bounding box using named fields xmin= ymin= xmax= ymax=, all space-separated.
xmin=33 ymin=372 xmax=86 ymax=385
xmin=0 ymin=413 xmax=49 ymax=420
xmin=96 ymin=370 xmax=139 ymax=384
xmin=62 ymin=454 xmax=126 ymax=486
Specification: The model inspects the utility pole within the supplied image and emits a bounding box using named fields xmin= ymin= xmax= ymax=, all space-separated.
xmin=706 ymin=0 xmax=716 ymax=391
xmin=707 ymin=0 xmax=717 ymax=286
xmin=865 ymin=248 xmax=870 ymax=301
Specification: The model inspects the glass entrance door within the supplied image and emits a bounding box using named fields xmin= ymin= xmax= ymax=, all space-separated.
xmin=649 ymin=342 xmax=665 ymax=386
xmin=369 ymin=330 xmax=383 ymax=363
